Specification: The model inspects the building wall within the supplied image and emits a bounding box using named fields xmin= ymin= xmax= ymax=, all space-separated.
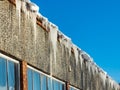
xmin=0 ymin=0 xmax=120 ymax=90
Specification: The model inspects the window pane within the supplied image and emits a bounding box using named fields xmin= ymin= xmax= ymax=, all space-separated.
xmin=59 ymin=83 xmax=64 ymax=90
xmin=28 ymin=68 xmax=33 ymax=90
xmin=8 ymin=61 xmax=15 ymax=90
xmin=70 ymin=87 xmax=73 ymax=90
xmin=33 ymin=71 xmax=41 ymax=90
xmin=0 ymin=58 xmax=7 ymax=90
xmin=53 ymin=80 xmax=59 ymax=90
xmin=41 ymin=74 xmax=47 ymax=90
xmin=47 ymin=78 xmax=52 ymax=90
xmin=56 ymin=81 xmax=60 ymax=90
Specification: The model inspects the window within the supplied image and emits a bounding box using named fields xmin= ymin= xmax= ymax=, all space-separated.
xmin=27 ymin=66 xmax=65 ymax=90
xmin=0 ymin=54 xmax=20 ymax=90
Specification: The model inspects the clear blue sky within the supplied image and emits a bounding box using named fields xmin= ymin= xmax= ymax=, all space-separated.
xmin=31 ymin=0 xmax=120 ymax=83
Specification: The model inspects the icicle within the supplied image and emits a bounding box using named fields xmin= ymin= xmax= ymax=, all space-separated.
xmin=110 ymin=78 xmax=114 ymax=88
xmin=16 ymin=0 xmax=21 ymax=33
xmin=49 ymin=23 xmax=58 ymax=75
xmin=58 ymin=30 xmax=72 ymax=58
xmin=82 ymin=52 xmax=91 ymax=61
xmin=31 ymin=13 xmax=37 ymax=43
xmin=79 ymin=53 xmax=83 ymax=68
xmin=86 ymin=61 xmax=91 ymax=73
xmin=25 ymin=2 xmax=39 ymax=42
xmin=99 ymin=71 xmax=107 ymax=86
xmin=41 ymin=17 xmax=48 ymax=29
xmin=91 ymin=63 xmax=95 ymax=75
xmin=72 ymin=45 xmax=79 ymax=65
xmin=37 ymin=13 xmax=43 ymax=20
xmin=26 ymin=2 xmax=39 ymax=13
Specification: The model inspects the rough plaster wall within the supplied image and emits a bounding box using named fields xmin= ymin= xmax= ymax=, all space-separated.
xmin=0 ymin=0 xmax=13 ymax=54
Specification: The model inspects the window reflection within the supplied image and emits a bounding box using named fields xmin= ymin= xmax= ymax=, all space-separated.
xmin=0 ymin=58 xmax=7 ymax=90
xmin=53 ymin=80 xmax=59 ymax=90
xmin=28 ymin=69 xmax=33 ymax=90
xmin=33 ymin=71 xmax=41 ymax=90
xmin=8 ymin=61 xmax=15 ymax=90
xmin=41 ymin=74 xmax=47 ymax=90
xmin=47 ymin=78 xmax=52 ymax=90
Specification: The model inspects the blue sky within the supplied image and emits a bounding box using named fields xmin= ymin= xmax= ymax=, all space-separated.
xmin=31 ymin=0 xmax=120 ymax=83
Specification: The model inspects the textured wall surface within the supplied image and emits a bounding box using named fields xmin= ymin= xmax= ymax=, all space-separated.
xmin=0 ymin=0 xmax=120 ymax=90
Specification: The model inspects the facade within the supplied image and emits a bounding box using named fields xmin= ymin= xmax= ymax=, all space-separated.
xmin=0 ymin=0 xmax=120 ymax=90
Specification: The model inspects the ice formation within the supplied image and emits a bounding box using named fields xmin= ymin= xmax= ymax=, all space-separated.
xmin=49 ymin=22 xmax=58 ymax=74
xmin=16 ymin=0 xmax=21 ymax=33
xmin=42 ymin=17 xmax=48 ymax=27
xmin=26 ymin=2 xmax=39 ymax=13
xmin=79 ymin=53 xmax=83 ymax=68
xmin=99 ymin=71 xmax=107 ymax=86
xmin=58 ymin=30 xmax=72 ymax=58
xmin=15 ymin=0 xmax=120 ymax=89
xmin=73 ymin=45 xmax=79 ymax=65
xmin=16 ymin=0 xmax=39 ymax=42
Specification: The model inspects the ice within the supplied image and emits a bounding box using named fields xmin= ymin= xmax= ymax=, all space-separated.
xmin=108 ymin=77 xmax=120 ymax=90
xmin=26 ymin=2 xmax=39 ymax=13
xmin=73 ymin=45 xmax=79 ymax=65
xmin=86 ymin=61 xmax=91 ymax=73
xmin=41 ymin=17 xmax=48 ymax=29
xmin=49 ymin=23 xmax=58 ymax=74
xmin=31 ymin=13 xmax=37 ymax=43
xmin=58 ymin=30 xmax=72 ymax=57
xmin=99 ymin=71 xmax=107 ymax=86
xmin=37 ymin=12 xmax=43 ymax=20
xmin=79 ymin=52 xmax=83 ymax=68
xmin=16 ymin=0 xmax=21 ymax=33
xmin=81 ymin=52 xmax=91 ymax=61
xmin=91 ymin=62 xmax=96 ymax=75
xmin=16 ymin=0 xmax=39 ymax=42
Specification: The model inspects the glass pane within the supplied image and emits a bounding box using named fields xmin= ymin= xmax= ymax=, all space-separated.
xmin=47 ymin=78 xmax=52 ymax=90
xmin=27 ymin=68 xmax=33 ymax=90
xmin=56 ymin=81 xmax=59 ymax=90
xmin=41 ymin=74 xmax=47 ymax=90
xmin=8 ymin=61 xmax=15 ymax=90
xmin=70 ymin=87 xmax=73 ymax=90
xmin=59 ymin=83 xmax=64 ymax=90
xmin=53 ymin=80 xmax=59 ymax=90
xmin=0 ymin=58 xmax=7 ymax=90
xmin=33 ymin=71 xmax=41 ymax=90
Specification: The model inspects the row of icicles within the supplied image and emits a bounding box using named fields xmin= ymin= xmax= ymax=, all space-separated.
xmin=15 ymin=0 xmax=120 ymax=90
